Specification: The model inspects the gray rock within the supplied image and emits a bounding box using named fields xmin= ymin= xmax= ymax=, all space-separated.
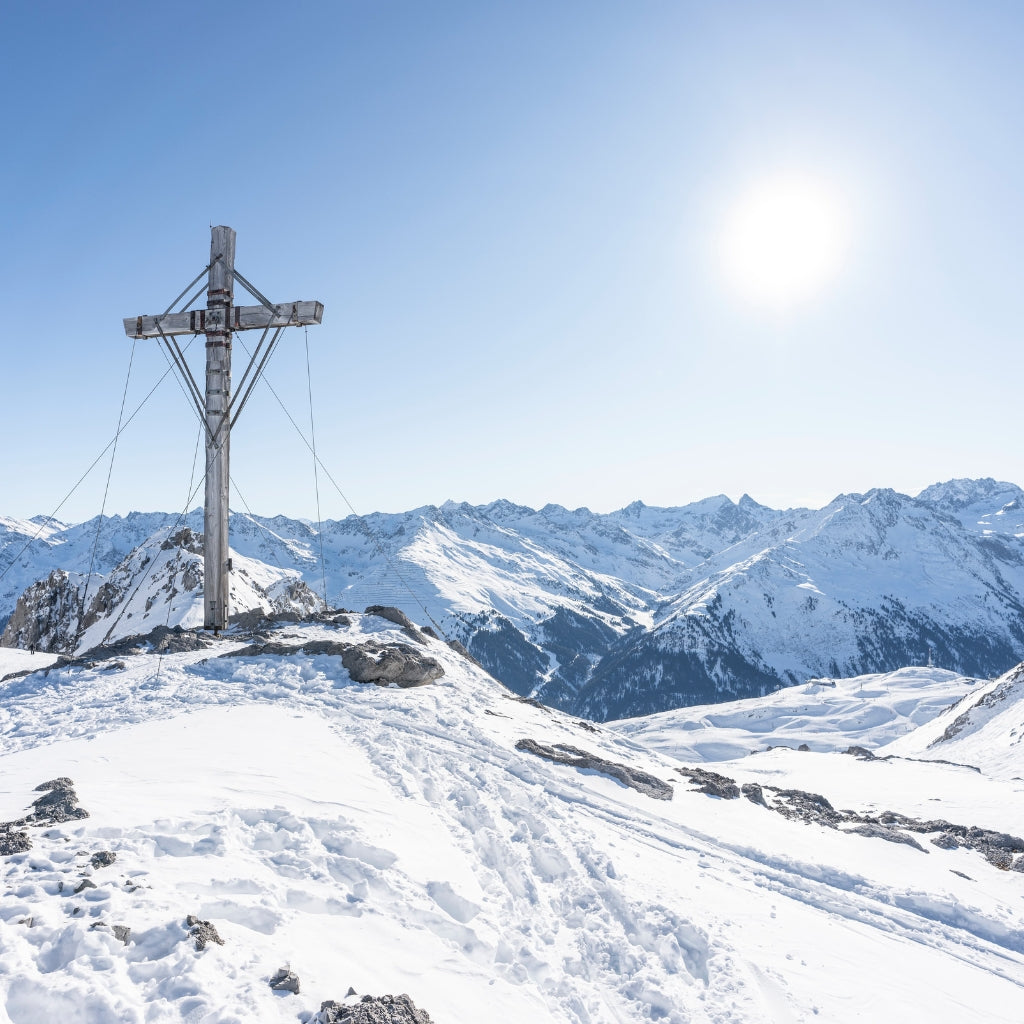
xmin=931 ymin=832 xmax=960 ymax=850
xmin=185 ymin=915 xmax=225 ymax=951
xmin=771 ymin=788 xmax=840 ymax=827
xmin=446 ymin=638 xmax=479 ymax=664
xmin=90 ymin=850 xmax=116 ymax=869
xmin=364 ymin=606 xmax=417 ymax=630
xmin=30 ymin=779 xmax=88 ymax=825
xmin=675 ymin=767 xmax=741 ymax=800
xmin=221 ymin=638 xmax=444 ymax=687
xmin=846 ymin=823 xmax=926 ymax=851
xmin=269 ymin=967 xmax=300 ymax=994
xmin=112 ymin=924 xmax=131 ymax=945
xmin=74 ymin=879 xmax=97 ymax=894
xmin=983 ymin=847 xmax=1015 ymax=870
xmin=0 ymin=828 xmax=31 ymax=856
xmin=316 ymin=993 xmax=434 ymax=1024
xmin=844 ymin=745 xmax=877 ymax=760
xmin=741 ymin=782 xmax=768 ymax=807
xmin=341 ymin=644 xmax=444 ymax=688
xmin=516 ymin=739 xmax=673 ymax=800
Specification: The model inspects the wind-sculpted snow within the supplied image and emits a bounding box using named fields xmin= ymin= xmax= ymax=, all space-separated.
xmin=880 ymin=662 xmax=1024 ymax=780
xmin=1 ymin=618 xmax=1023 ymax=1021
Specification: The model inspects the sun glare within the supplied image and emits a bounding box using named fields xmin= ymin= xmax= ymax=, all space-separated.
xmin=719 ymin=175 xmax=850 ymax=310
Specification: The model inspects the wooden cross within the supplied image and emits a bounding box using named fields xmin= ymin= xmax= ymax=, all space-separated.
xmin=123 ymin=226 xmax=324 ymax=631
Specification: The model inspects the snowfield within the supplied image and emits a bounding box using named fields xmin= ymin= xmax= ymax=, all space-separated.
xmin=1 ymin=616 xmax=1022 ymax=1022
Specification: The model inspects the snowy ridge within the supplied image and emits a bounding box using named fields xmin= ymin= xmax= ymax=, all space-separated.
xmin=4 ymin=477 xmax=1024 ymax=719
xmin=1 ymin=623 xmax=1022 ymax=1022
xmin=880 ymin=662 xmax=1024 ymax=780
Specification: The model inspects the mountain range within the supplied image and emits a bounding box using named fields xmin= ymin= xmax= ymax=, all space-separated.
xmin=3 ymin=477 xmax=1024 ymax=721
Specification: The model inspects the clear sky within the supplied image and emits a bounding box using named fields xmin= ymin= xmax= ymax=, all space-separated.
xmin=2 ymin=1 xmax=1022 ymax=521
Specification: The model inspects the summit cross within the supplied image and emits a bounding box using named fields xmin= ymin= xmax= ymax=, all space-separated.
xmin=123 ymin=226 xmax=324 ymax=631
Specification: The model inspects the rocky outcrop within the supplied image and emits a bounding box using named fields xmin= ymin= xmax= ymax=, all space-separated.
xmin=269 ymin=967 xmax=300 ymax=994
xmin=268 ymin=578 xmax=325 ymax=619
xmin=0 ymin=569 xmax=83 ymax=653
xmin=0 ymin=778 xmax=89 ymax=857
xmin=185 ymin=915 xmax=224 ymax=951
xmin=515 ymin=739 xmax=674 ymax=800
xmin=675 ymin=765 xmax=1024 ymax=869
xmin=316 ymin=994 xmax=434 ymax=1024
xmin=222 ymin=638 xmax=445 ymax=688
xmin=341 ymin=643 xmax=444 ymax=687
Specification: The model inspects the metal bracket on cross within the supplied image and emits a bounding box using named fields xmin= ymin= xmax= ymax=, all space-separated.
xmin=122 ymin=226 xmax=324 ymax=632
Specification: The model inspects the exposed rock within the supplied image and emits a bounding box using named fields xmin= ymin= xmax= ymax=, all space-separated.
xmin=671 ymin=763 xmax=1024 ymax=869
xmin=446 ymin=638 xmax=479 ymax=664
xmin=112 ymin=924 xmax=131 ymax=945
xmin=741 ymin=782 xmax=768 ymax=807
xmin=269 ymin=967 xmax=300 ymax=994
xmin=316 ymin=993 xmax=434 ymax=1024
xmin=0 ymin=569 xmax=84 ymax=653
xmin=74 ymin=879 xmax=97 ymax=894
xmin=160 ymin=527 xmax=203 ymax=555
xmin=797 ymin=743 xmax=811 ymax=752
xmin=342 ymin=643 xmax=445 ymax=688
xmin=90 ymin=850 xmax=116 ymax=869
xmin=186 ymin=915 xmax=224 ymax=951
xmin=675 ymin=767 xmax=741 ymax=800
xmin=150 ymin=626 xmax=210 ymax=654
xmin=0 ymin=828 xmax=31 ymax=855
xmin=516 ymin=739 xmax=673 ymax=800
xmin=364 ymin=605 xmax=417 ymax=630
xmin=844 ymin=745 xmax=877 ymax=760
xmin=268 ymin=578 xmax=325 ymax=619
xmin=221 ymin=638 xmax=444 ymax=687
xmin=29 ymin=778 xmax=88 ymax=825
xmin=771 ymin=788 xmax=840 ymax=827
xmin=845 ymin=823 xmax=926 ymax=851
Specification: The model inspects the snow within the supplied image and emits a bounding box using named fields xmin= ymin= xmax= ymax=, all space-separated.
xmin=2 ymin=619 xmax=1023 ymax=1022
xmin=611 ymin=666 xmax=981 ymax=761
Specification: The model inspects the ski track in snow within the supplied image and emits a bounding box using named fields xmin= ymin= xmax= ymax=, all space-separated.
xmin=1 ymin=620 xmax=1023 ymax=1022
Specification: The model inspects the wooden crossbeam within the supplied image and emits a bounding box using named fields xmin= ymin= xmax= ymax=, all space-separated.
xmin=123 ymin=300 xmax=324 ymax=339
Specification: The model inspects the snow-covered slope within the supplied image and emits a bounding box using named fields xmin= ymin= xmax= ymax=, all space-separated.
xmin=1 ymin=619 xmax=1022 ymax=1022
xmin=612 ymin=666 xmax=982 ymax=762
xmin=880 ymin=662 xmax=1024 ymax=781
xmin=4 ymin=477 xmax=1024 ymax=719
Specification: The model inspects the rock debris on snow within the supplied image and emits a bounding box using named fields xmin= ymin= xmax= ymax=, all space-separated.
xmin=223 ymin=638 xmax=445 ymax=687
xmin=186 ymin=915 xmax=225 ymax=951
xmin=515 ymin=738 xmax=674 ymax=800
xmin=316 ymin=993 xmax=434 ymax=1024
xmin=269 ymin=967 xmax=300 ymax=994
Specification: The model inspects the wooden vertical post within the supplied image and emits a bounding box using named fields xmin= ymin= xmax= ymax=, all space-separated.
xmin=204 ymin=226 xmax=236 ymax=631
xmin=124 ymin=226 xmax=323 ymax=633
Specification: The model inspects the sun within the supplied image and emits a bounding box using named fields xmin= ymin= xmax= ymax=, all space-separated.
xmin=719 ymin=175 xmax=850 ymax=310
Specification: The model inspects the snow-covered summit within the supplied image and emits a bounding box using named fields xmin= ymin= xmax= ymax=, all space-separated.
xmin=1 ymin=619 xmax=1022 ymax=1022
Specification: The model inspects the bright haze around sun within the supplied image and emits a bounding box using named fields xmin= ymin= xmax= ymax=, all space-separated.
xmin=719 ymin=175 xmax=852 ymax=312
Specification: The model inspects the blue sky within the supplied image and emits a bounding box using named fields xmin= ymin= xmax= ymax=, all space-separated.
xmin=2 ymin=1 xmax=1022 ymax=520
